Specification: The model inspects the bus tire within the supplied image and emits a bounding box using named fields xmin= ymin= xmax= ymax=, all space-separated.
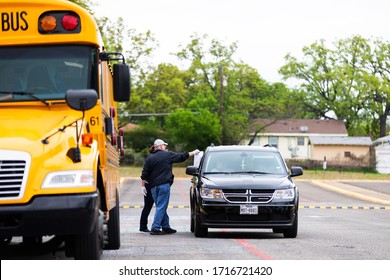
xmin=105 ymin=188 xmax=121 ymax=249
xmin=73 ymin=210 xmax=104 ymax=260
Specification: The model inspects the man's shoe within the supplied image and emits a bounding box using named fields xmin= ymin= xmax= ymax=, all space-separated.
xmin=139 ymin=228 xmax=151 ymax=233
xmin=162 ymin=228 xmax=177 ymax=234
xmin=150 ymin=229 xmax=166 ymax=235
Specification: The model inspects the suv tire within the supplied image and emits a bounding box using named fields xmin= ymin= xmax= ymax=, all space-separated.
xmin=194 ymin=206 xmax=208 ymax=237
xmin=283 ymin=214 xmax=298 ymax=238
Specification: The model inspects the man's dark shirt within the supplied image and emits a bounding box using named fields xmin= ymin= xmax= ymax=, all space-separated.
xmin=141 ymin=149 xmax=189 ymax=188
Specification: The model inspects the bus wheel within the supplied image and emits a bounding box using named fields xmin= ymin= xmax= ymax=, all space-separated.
xmin=73 ymin=210 xmax=104 ymax=260
xmin=105 ymin=188 xmax=121 ymax=249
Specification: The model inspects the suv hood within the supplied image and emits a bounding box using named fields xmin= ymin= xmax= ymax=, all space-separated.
xmin=201 ymin=174 xmax=293 ymax=189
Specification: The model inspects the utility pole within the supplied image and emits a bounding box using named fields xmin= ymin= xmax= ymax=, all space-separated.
xmin=218 ymin=64 xmax=223 ymax=143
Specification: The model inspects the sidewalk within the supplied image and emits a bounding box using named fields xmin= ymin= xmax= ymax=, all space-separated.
xmin=310 ymin=180 xmax=390 ymax=205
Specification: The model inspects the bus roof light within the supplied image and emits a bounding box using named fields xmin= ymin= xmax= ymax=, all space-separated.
xmin=40 ymin=15 xmax=57 ymax=32
xmin=39 ymin=12 xmax=81 ymax=34
xmin=62 ymin=14 xmax=79 ymax=31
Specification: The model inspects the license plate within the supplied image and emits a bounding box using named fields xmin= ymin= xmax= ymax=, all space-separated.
xmin=240 ymin=205 xmax=258 ymax=215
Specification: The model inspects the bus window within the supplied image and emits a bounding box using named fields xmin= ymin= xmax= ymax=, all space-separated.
xmin=26 ymin=64 xmax=57 ymax=93
xmin=0 ymin=45 xmax=98 ymax=101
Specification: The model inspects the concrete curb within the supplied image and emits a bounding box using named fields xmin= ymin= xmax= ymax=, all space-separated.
xmin=310 ymin=180 xmax=390 ymax=206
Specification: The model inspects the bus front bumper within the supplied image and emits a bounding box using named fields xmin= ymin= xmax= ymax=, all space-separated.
xmin=0 ymin=193 xmax=99 ymax=237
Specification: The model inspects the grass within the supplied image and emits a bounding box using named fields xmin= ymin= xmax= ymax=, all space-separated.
xmin=120 ymin=166 xmax=390 ymax=180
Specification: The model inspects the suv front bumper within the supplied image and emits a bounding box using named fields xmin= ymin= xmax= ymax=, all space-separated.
xmin=199 ymin=203 xmax=297 ymax=228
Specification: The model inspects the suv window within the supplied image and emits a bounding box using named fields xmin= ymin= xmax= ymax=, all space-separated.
xmin=203 ymin=150 xmax=286 ymax=175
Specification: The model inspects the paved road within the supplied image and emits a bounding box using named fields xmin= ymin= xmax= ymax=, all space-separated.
xmin=2 ymin=177 xmax=389 ymax=260
xmin=104 ymin=178 xmax=390 ymax=260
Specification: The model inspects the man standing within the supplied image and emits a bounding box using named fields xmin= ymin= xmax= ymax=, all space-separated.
xmin=141 ymin=139 xmax=199 ymax=235
xmin=139 ymin=144 xmax=156 ymax=233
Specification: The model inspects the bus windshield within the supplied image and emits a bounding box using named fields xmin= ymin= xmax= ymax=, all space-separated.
xmin=0 ymin=45 xmax=97 ymax=103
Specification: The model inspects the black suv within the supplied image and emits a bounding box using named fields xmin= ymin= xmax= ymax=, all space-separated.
xmin=186 ymin=145 xmax=303 ymax=238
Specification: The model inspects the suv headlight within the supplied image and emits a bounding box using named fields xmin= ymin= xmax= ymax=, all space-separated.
xmin=273 ymin=188 xmax=295 ymax=200
xmin=42 ymin=170 xmax=94 ymax=189
xmin=200 ymin=187 xmax=223 ymax=199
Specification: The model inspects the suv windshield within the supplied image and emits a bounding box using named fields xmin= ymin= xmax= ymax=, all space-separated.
xmin=202 ymin=150 xmax=287 ymax=175
xmin=0 ymin=45 xmax=97 ymax=103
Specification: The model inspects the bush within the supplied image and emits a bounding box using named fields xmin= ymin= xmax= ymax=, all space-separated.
xmin=123 ymin=125 xmax=170 ymax=153
xmin=120 ymin=148 xmax=146 ymax=166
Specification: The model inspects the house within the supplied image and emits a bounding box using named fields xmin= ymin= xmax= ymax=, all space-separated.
xmin=309 ymin=136 xmax=372 ymax=167
xmin=121 ymin=122 xmax=139 ymax=131
xmin=244 ymin=119 xmax=348 ymax=160
xmin=373 ymin=135 xmax=390 ymax=174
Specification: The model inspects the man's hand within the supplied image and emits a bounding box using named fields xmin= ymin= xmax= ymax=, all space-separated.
xmin=142 ymin=186 xmax=147 ymax=196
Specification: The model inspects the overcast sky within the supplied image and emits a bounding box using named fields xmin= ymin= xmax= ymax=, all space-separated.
xmin=95 ymin=0 xmax=390 ymax=83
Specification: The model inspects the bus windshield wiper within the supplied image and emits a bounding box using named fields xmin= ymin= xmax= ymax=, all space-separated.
xmin=1 ymin=91 xmax=50 ymax=106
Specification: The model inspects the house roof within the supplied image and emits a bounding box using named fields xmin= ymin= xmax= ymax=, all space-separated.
xmin=373 ymin=135 xmax=390 ymax=145
xmin=251 ymin=119 xmax=348 ymax=135
xmin=121 ymin=123 xmax=139 ymax=131
xmin=309 ymin=136 xmax=372 ymax=146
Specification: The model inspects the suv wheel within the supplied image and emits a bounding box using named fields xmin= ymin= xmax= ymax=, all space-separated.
xmin=190 ymin=193 xmax=194 ymax=233
xmin=283 ymin=214 xmax=298 ymax=238
xmin=194 ymin=206 xmax=208 ymax=238
xmin=190 ymin=205 xmax=195 ymax=233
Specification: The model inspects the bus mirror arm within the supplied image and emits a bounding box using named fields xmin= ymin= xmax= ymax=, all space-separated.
xmin=64 ymin=90 xmax=98 ymax=163
xmin=99 ymin=52 xmax=131 ymax=102
xmin=99 ymin=52 xmax=126 ymax=64
xmin=41 ymin=116 xmax=83 ymax=163
xmin=41 ymin=119 xmax=80 ymax=145
xmin=41 ymin=90 xmax=98 ymax=163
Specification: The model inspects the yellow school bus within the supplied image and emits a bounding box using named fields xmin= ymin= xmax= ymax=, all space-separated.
xmin=0 ymin=0 xmax=130 ymax=259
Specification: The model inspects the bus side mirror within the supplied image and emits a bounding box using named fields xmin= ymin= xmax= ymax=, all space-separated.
xmin=66 ymin=89 xmax=98 ymax=111
xmin=113 ymin=63 xmax=131 ymax=102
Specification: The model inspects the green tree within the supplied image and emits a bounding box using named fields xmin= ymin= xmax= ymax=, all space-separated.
xmin=95 ymin=16 xmax=158 ymax=126
xmin=125 ymin=63 xmax=188 ymax=128
xmin=177 ymin=34 xmax=304 ymax=145
xmin=280 ymin=35 xmax=390 ymax=138
xmin=165 ymin=109 xmax=221 ymax=151
xmin=96 ymin=17 xmax=157 ymax=81
xmin=124 ymin=124 xmax=168 ymax=152
xmin=69 ymin=0 xmax=96 ymax=13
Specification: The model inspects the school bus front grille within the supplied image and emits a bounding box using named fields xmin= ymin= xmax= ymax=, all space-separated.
xmin=0 ymin=160 xmax=26 ymax=198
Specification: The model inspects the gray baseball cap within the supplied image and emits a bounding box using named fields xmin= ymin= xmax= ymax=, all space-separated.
xmin=154 ymin=139 xmax=168 ymax=147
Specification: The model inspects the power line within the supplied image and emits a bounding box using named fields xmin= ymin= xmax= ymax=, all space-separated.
xmin=126 ymin=113 xmax=171 ymax=117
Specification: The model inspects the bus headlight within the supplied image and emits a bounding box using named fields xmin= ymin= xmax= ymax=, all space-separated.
xmin=42 ymin=170 xmax=94 ymax=189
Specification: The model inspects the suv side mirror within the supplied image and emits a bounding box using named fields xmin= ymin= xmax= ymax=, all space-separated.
xmin=290 ymin=166 xmax=303 ymax=177
xmin=186 ymin=166 xmax=199 ymax=176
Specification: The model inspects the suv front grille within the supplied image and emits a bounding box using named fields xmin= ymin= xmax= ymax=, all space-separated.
xmin=0 ymin=151 xmax=30 ymax=200
xmin=221 ymin=189 xmax=274 ymax=204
